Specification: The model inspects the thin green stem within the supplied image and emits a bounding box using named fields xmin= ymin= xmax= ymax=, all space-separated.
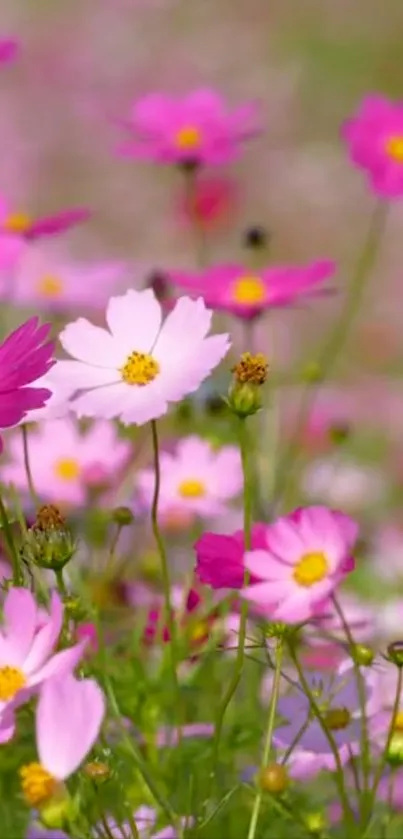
xmin=369 ymin=667 xmax=403 ymax=820
xmin=247 ymin=638 xmax=284 ymax=839
xmin=183 ymin=168 xmax=208 ymax=268
xmin=0 ymin=493 xmax=20 ymax=584
xmin=150 ymin=420 xmax=181 ymax=704
xmin=288 ymin=641 xmax=355 ymax=829
xmin=211 ymin=417 xmax=253 ymax=770
xmin=21 ymin=424 xmax=39 ymax=508
xmin=54 ymin=568 xmax=68 ymax=597
xmin=271 ymin=201 xmax=388 ymax=510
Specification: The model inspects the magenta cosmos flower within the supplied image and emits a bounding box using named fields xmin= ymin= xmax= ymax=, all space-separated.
xmin=0 ymin=589 xmax=85 ymax=740
xmin=0 ymin=194 xmax=89 ymax=241
xmin=195 ymin=524 xmax=268 ymax=589
xmin=169 ymin=260 xmax=336 ymax=320
xmin=0 ymin=39 xmax=19 ymax=65
xmin=20 ymin=672 xmax=105 ymax=809
xmin=118 ymin=88 xmax=260 ymax=166
xmin=342 ymin=94 xmax=403 ymax=198
xmin=241 ymin=506 xmax=357 ymax=623
xmin=56 ymin=289 xmax=230 ymax=425
xmin=2 ymin=418 xmax=131 ymax=506
xmin=0 ymin=317 xmax=54 ymax=450
xmin=136 ymin=435 xmax=242 ymax=520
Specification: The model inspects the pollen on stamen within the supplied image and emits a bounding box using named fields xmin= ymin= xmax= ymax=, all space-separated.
xmin=19 ymin=762 xmax=57 ymax=807
xmin=120 ymin=351 xmax=160 ymax=386
xmin=0 ymin=666 xmax=26 ymax=701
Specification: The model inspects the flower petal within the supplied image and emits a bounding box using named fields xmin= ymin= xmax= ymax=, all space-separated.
xmin=0 ymin=588 xmax=37 ymax=667
xmin=106 ymin=289 xmax=162 ymax=356
xmin=59 ymin=319 xmax=123 ymax=367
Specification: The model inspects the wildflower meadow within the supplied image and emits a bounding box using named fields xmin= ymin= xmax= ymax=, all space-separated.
xmin=1 ymin=4 xmax=403 ymax=837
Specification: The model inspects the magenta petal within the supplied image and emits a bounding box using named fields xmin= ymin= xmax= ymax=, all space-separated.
xmin=26 ymin=208 xmax=91 ymax=240
xmin=0 ymin=39 xmax=19 ymax=65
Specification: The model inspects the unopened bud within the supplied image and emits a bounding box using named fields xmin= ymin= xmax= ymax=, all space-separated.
xmin=386 ymin=732 xmax=403 ymax=767
xmin=328 ymin=422 xmax=351 ymax=445
xmin=21 ymin=506 xmax=76 ymax=571
xmin=304 ymin=811 xmax=327 ymax=834
xmin=112 ymin=506 xmax=134 ymax=527
xmin=243 ymin=225 xmax=269 ymax=250
xmin=351 ymin=644 xmax=374 ymax=667
xmin=84 ymin=761 xmax=110 ymax=784
xmin=258 ymin=762 xmax=289 ymax=794
xmin=302 ymin=361 xmax=322 ymax=383
xmin=227 ymin=352 xmax=269 ymax=418
xmin=387 ymin=641 xmax=403 ymax=668
xmin=266 ymin=621 xmax=289 ymax=639
xmin=39 ymin=788 xmax=78 ymax=830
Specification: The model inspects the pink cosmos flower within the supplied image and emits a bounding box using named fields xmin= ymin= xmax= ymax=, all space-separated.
xmin=56 ymin=289 xmax=230 ymax=425
xmin=0 ymin=589 xmax=85 ymax=740
xmin=0 ymin=317 xmax=55 ymax=451
xmin=0 ymin=39 xmax=19 ymax=65
xmin=301 ymin=457 xmax=387 ymax=511
xmin=104 ymin=809 xmax=192 ymax=839
xmin=0 ymin=195 xmax=89 ymax=242
xmin=195 ymin=525 xmax=268 ymax=589
xmin=241 ymin=506 xmax=357 ymax=623
xmin=136 ymin=436 xmax=242 ymax=520
xmin=2 ymin=418 xmax=131 ymax=505
xmin=4 ymin=244 xmax=129 ymax=311
xmin=118 ymin=88 xmax=260 ymax=166
xmin=20 ymin=672 xmax=105 ymax=808
xmin=176 ymin=174 xmax=239 ymax=233
xmin=342 ymin=94 xmax=403 ymax=197
xmin=169 ymin=260 xmax=336 ymax=320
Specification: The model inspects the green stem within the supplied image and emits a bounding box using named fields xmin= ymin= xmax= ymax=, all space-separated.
xmin=184 ymin=168 xmax=208 ymax=268
xmin=369 ymin=666 xmax=403 ymax=821
xmin=247 ymin=638 xmax=284 ymax=839
xmin=54 ymin=568 xmax=68 ymax=597
xmin=212 ymin=417 xmax=253 ymax=769
xmin=21 ymin=425 xmax=39 ymax=508
xmin=150 ymin=420 xmax=181 ymax=706
xmin=288 ymin=641 xmax=355 ymax=829
xmin=272 ymin=200 xmax=388 ymax=510
xmin=0 ymin=493 xmax=20 ymax=584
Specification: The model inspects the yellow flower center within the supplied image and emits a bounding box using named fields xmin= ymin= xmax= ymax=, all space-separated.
xmin=36 ymin=275 xmax=64 ymax=297
xmin=293 ymin=551 xmax=328 ymax=587
xmin=232 ymin=275 xmax=266 ymax=305
xmin=0 ymin=666 xmax=26 ymax=701
xmin=176 ymin=125 xmax=201 ymax=150
xmin=19 ymin=762 xmax=57 ymax=807
xmin=3 ymin=211 xmax=31 ymax=234
xmin=190 ymin=620 xmax=210 ymax=644
xmin=54 ymin=457 xmax=81 ymax=481
xmin=120 ymin=351 xmax=160 ymax=386
xmin=386 ymin=135 xmax=403 ymax=162
xmin=323 ymin=707 xmax=351 ymax=731
xmin=178 ymin=479 xmax=206 ymax=498
xmin=393 ymin=710 xmax=403 ymax=732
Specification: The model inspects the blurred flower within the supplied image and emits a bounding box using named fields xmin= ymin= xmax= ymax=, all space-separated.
xmin=301 ymin=457 xmax=387 ymax=510
xmin=118 ymin=88 xmax=260 ymax=166
xmin=56 ymin=290 xmax=230 ymax=425
xmin=343 ymin=94 xmax=403 ymax=198
xmin=194 ymin=525 xmax=267 ymax=589
xmin=169 ymin=260 xmax=335 ymax=320
xmin=0 ymin=589 xmax=85 ymax=740
xmin=152 ymin=722 xmax=214 ymax=747
xmin=4 ymin=244 xmax=129 ymax=311
xmin=136 ymin=436 xmax=242 ymax=520
xmin=0 ymin=39 xmax=19 ymax=65
xmin=241 ymin=507 xmax=357 ymax=623
xmin=2 ymin=418 xmax=130 ymax=505
xmin=143 ymin=586 xmax=223 ymax=653
xmin=20 ymin=673 xmax=105 ymax=807
xmin=275 ymin=665 xmax=371 ymax=778
xmin=368 ymin=524 xmax=403 ymax=581
xmin=16 ymin=368 xmax=74 ymax=425
xmin=329 ymin=769 xmax=403 ymax=823
xmin=176 ymin=174 xmax=239 ymax=233
xmin=309 ymin=593 xmax=375 ymax=644
xmin=0 ymin=195 xmax=89 ymax=242
xmin=105 ymin=808 xmax=192 ymax=839
xmin=0 ymin=317 xmax=55 ymax=451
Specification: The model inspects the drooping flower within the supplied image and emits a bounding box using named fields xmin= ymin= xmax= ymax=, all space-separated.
xmin=136 ymin=436 xmax=242 ymax=520
xmin=0 ymin=195 xmax=89 ymax=242
xmin=0 ymin=589 xmax=85 ymax=738
xmin=55 ymin=289 xmax=230 ymax=425
xmin=2 ymin=418 xmax=131 ymax=505
xmin=169 ymin=260 xmax=336 ymax=319
xmin=0 ymin=317 xmax=55 ymax=450
xmin=194 ymin=525 xmax=268 ymax=589
xmin=342 ymin=94 xmax=403 ymax=197
xmin=19 ymin=673 xmax=105 ymax=808
xmin=241 ymin=506 xmax=357 ymax=623
xmin=118 ymin=88 xmax=260 ymax=166
xmin=3 ymin=244 xmax=129 ymax=311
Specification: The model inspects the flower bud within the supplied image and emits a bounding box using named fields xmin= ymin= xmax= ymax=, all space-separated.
xmin=39 ymin=787 xmax=78 ymax=830
xmin=266 ymin=621 xmax=289 ymax=639
xmin=243 ymin=225 xmax=270 ymax=250
xmin=387 ymin=641 xmax=403 ymax=668
xmin=111 ymin=506 xmax=134 ymax=527
xmin=21 ymin=505 xmax=76 ymax=571
xmin=328 ymin=422 xmax=351 ymax=446
xmin=83 ymin=760 xmax=111 ymax=784
xmin=258 ymin=762 xmax=289 ymax=794
xmin=304 ymin=811 xmax=327 ymax=834
xmin=351 ymin=644 xmax=374 ymax=667
xmin=386 ymin=732 xmax=403 ymax=767
xmin=302 ymin=361 xmax=322 ymax=383
xmin=227 ymin=352 xmax=269 ymax=418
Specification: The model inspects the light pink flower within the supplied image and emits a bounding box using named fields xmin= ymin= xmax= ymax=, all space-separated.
xmin=4 ymin=244 xmax=129 ymax=311
xmin=342 ymin=94 xmax=403 ymax=197
xmin=136 ymin=436 xmax=242 ymax=519
xmin=16 ymin=368 xmax=74 ymax=425
xmin=118 ymin=88 xmax=260 ymax=166
xmin=241 ymin=506 xmax=357 ymax=623
xmin=2 ymin=418 xmax=130 ymax=505
xmin=55 ymin=289 xmax=230 ymax=425
xmin=169 ymin=260 xmax=335 ymax=320
xmin=301 ymin=456 xmax=387 ymax=510
xmin=0 ymin=589 xmax=85 ymax=735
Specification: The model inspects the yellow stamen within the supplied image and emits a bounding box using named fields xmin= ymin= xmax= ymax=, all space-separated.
xmin=232 ymin=275 xmax=266 ymax=305
xmin=54 ymin=458 xmax=81 ymax=481
xmin=20 ymin=762 xmax=57 ymax=807
xmin=37 ymin=275 xmax=64 ymax=297
xmin=120 ymin=351 xmax=160 ymax=386
xmin=386 ymin=135 xmax=403 ymax=162
xmin=232 ymin=352 xmax=269 ymax=385
xmin=293 ymin=551 xmax=328 ymax=587
xmin=3 ymin=211 xmax=31 ymax=234
xmin=178 ymin=479 xmax=206 ymax=498
xmin=176 ymin=125 xmax=201 ymax=150
xmin=0 ymin=666 xmax=26 ymax=701
xmin=394 ymin=710 xmax=403 ymax=732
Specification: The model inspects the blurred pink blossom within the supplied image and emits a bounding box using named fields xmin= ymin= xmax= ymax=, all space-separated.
xmin=343 ymin=94 xmax=403 ymax=198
